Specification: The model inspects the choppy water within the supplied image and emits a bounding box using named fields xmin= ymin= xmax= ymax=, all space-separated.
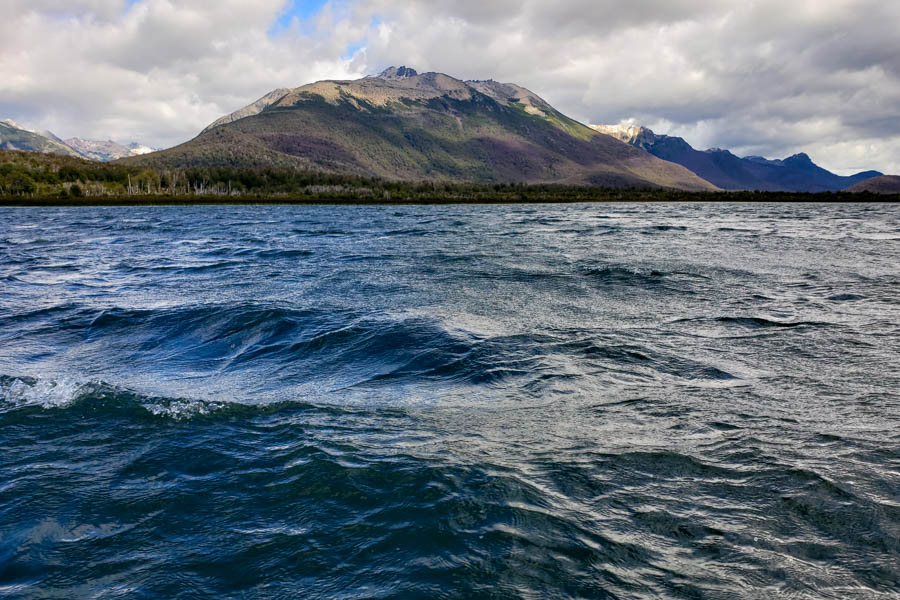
xmin=1 ymin=202 xmax=898 ymax=599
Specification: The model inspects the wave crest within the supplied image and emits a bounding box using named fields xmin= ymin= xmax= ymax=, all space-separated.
xmin=0 ymin=375 xmax=231 ymax=419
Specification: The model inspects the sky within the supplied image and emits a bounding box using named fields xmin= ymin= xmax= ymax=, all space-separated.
xmin=1 ymin=0 xmax=898 ymax=175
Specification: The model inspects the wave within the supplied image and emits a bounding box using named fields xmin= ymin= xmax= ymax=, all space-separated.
xmin=579 ymin=265 xmax=667 ymax=284
xmin=640 ymin=224 xmax=688 ymax=232
xmin=556 ymin=338 xmax=740 ymax=383
xmin=0 ymin=375 xmax=323 ymax=420
xmin=575 ymin=263 xmax=709 ymax=295
xmin=670 ymin=316 xmax=834 ymax=331
xmin=2 ymin=300 xmax=754 ymax=408
xmin=253 ymin=249 xmax=315 ymax=259
xmin=291 ymin=228 xmax=352 ymax=236
xmin=204 ymin=247 xmax=314 ymax=259
xmin=9 ymin=304 xmax=563 ymax=394
xmin=826 ymin=293 xmax=866 ymax=302
xmin=714 ymin=316 xmax=832 ymax=329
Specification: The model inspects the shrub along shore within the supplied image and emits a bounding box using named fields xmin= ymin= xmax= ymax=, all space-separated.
xmin=0 ymin=150 xmax=893 ymax=205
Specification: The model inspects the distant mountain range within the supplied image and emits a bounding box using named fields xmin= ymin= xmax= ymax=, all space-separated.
xmin=591 ymin=124 xmax=882 ymax=192
xmin=0 ymin=119 xmax=155 ymax=162
xmin=64 ymin=138 xmax=156 ymax=162
xmin=121 ymin=67 xmax=716 ymax=190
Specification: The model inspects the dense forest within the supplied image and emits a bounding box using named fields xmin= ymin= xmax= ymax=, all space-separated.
xmin=0 ymin=150 xmax=892 ymax=204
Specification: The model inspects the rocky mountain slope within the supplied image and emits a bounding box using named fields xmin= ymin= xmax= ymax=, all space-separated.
xmin=122 ymin=68 xmax=716 ymax=190
xmin=0 ymin=120 xmax=155 ymax=162
xmin=592 ymin=125 xmax=881 ymax=192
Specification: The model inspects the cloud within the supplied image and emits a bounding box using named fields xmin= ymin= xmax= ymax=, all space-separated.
xmin=352 ymin=0 xmax=900 ymax=174
xmin=0 ymin=0 xmax=366 ymax=147
xmin=1 ymin=0 xmax=898 ymax=174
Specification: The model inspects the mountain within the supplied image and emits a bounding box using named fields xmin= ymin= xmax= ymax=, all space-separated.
xmin=62 ymin=138 xmax=158 ymax=161
xmin=592 ymin=124 xmax=882 ymax=192
xmin=0 ymin=120 xmax=82 ymax=157
xmin=126 ymin=142 xmax=157 ymax=156
xmin=0 ymin=119 xmax=156 ymax=162
xmin=847 ymin=175 xmax=900 ymax=194
xmin=65 ymin=138 xmax=140 ymax=161
xmin=121 ymin=68 xmax=717 ymax=190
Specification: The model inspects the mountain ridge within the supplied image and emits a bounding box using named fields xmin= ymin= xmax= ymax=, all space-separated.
xmin=591 ymin=124 xmax=881 ymax=192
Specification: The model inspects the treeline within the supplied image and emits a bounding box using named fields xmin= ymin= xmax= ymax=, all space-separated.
xmin=1 ymin=150 xmax=575 ymax=199
xmin=0 ymin=150 xmax=892 ymax=204
xmin=0 ymin=150 xmax=395 ymax=198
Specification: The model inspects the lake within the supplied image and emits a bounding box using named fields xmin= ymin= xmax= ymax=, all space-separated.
xmin=1 ymin=202 xmax=898 ymax=598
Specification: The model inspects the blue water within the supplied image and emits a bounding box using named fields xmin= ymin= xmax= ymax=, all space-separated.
xmin=1 ymin=203 xmax=898 ymax=598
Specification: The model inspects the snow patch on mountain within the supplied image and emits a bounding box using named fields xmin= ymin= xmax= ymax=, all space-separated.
xmin=126 ymin=143 xmax=156 ymax=155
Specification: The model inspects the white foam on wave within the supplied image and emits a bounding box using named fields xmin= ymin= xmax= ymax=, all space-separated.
xmin=142 ymin=397 xmax=228 ymax=419
xmin=0 ymin=375 xmax=228 ymax=420
xmin=0 ymin=376 xmax=89 ymax=409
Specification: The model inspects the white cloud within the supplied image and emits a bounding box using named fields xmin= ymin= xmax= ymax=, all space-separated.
xmin=0 ymin=0 xmax=366 ymax=147
xmin=1 ymin=0 xmax=898 ymax=175
xmin=351 ymin=0 xmax=900 ymax=175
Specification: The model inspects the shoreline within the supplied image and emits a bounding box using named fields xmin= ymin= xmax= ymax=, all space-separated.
xmin=1 ymin=191 xmax=896 ymax=207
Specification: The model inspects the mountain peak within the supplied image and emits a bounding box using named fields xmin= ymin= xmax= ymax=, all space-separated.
xmin=590 ymin=124 xmax=659 ymax=148
xmin=378 ymin=66 xmax=418 ymax=80
xmin=780 ymin=152 xmax=822 ymax=173
xmin=784 ymin=152 xmax=812 ymax=164
xmin=706 ymin=147 xmax=736 ymax=156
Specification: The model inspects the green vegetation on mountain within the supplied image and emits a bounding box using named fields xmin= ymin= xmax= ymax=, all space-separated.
xmin=120 ymin=68 xmax=716 ymax=191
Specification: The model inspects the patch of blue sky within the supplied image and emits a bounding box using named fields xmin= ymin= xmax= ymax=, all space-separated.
xmin=342 ymin=17 xmax=381 ymax=60
xmin=270 ymin=0 xmax=331 ymax=33
xmin=342 ymin=41 xmax=365 ymax=60
xmin=271 ymin=1 xmax=371 ymax=63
